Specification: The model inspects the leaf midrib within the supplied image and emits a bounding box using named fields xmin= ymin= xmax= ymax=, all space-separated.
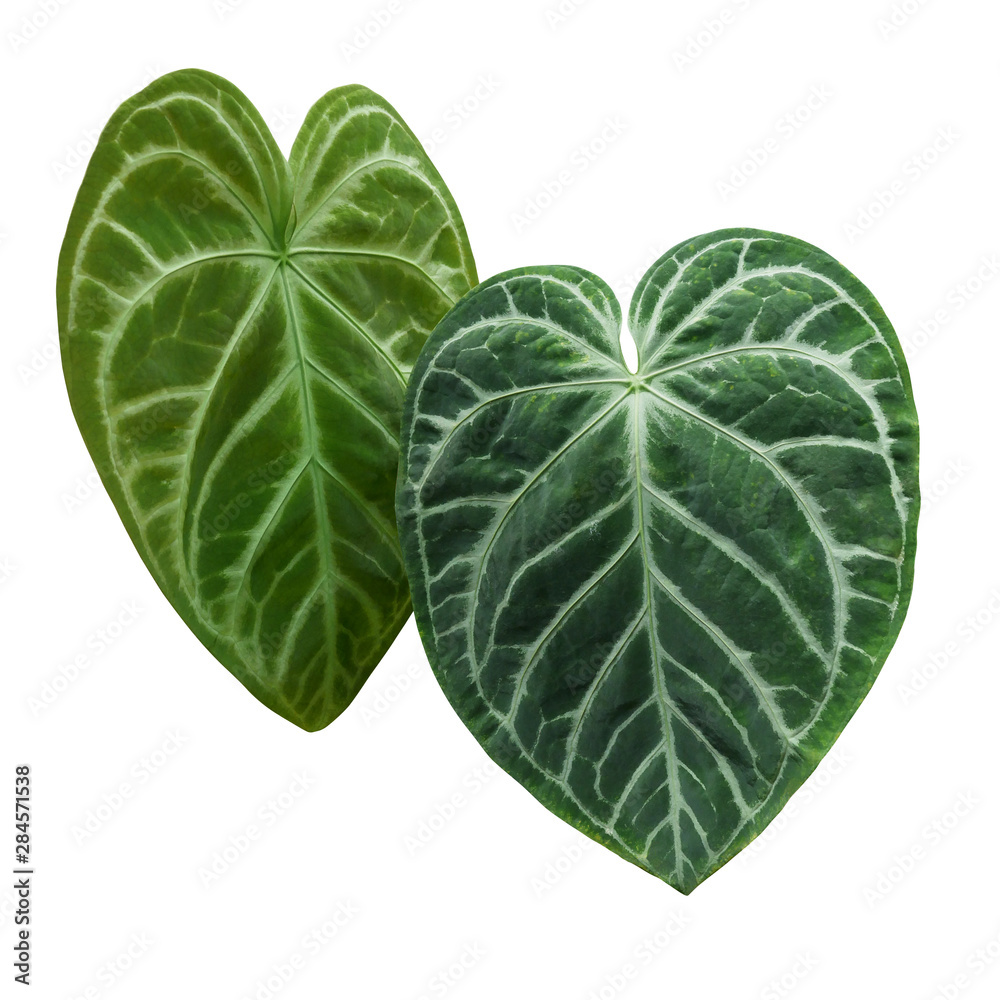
xmin=631 ymin=390 xmax=685 ymax=879
xmin=279 ymin=264 xmax=338 ymax=712
xmin=453 ymin=373 xmax=842 ymax=780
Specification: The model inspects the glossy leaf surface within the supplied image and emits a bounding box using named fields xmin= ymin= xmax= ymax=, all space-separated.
xmin=397 ymin=229 xmax=918 ymax=891
xmin=58 ymin=69 xmax=476 ymax=730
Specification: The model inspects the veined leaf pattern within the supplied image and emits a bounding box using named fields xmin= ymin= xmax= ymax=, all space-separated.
xmin=58 ymin=69 xmax=476 ymax=730
xmin=397 ymin=230 xmax=918 ymax=892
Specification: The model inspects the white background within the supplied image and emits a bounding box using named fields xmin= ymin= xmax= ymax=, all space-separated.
xmin=2 ymin=0 xmax=998 ymax=997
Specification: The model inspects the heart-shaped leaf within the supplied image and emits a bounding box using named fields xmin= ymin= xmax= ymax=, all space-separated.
xmin=397 ymin=229 xmax=918 ymax=891
xmin=58 ymin=69 xmax=476 ymax=730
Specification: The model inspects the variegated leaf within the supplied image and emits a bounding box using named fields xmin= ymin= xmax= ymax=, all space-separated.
xmin=397 ymin=229 xmax=918 ymax=892
xmin=58 ymin=69 xmax=476 ymax=730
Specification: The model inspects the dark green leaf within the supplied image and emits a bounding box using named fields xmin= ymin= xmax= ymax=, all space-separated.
xmin=397 ymin=229 xmax=918 ymax=891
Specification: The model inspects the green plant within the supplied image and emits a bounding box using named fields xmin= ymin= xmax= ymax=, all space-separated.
xmin=396 ymin=229 xmax=919 ymax=891
xmin=58 ymin=69 xmax=476 ymax=731
xmin=60 ymin=73 xmax=920 ymax=891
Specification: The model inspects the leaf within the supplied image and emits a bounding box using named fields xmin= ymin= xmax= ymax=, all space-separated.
xmin=58 ymin=69 xmax=476 ymax=731
xmin=396 ymin=229 xmax=918 ymax=892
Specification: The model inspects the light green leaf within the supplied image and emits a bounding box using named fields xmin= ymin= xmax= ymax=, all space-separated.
xmin=58 ymin=69 xmax=476 ymax=730
xmin=397 ymin=229 xmax=918 ymax=892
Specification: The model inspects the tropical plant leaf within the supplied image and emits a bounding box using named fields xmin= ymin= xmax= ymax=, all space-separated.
xmin=396 ymin=229 xmax=918 ymax=892
xmin=58 ymin=69 xmax=476 ymax=731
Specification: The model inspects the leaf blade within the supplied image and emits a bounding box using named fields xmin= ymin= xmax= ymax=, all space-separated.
xmin=58 ymin=70 xmax=476 ymax=730
xmin=397 ymin=230 xmax=918 ymax=891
